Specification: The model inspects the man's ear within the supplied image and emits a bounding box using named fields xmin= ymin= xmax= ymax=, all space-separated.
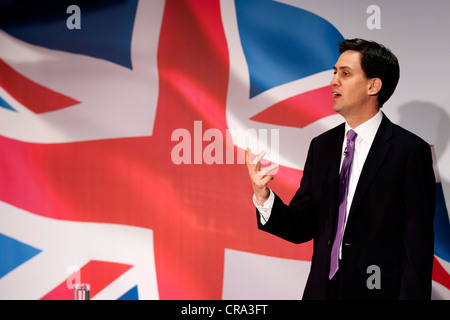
xmin=368 ymin=78 xmax=382 ymax=96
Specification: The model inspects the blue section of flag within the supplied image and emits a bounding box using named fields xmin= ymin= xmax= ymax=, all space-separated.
xmin=118 ymin=285 xmax=139 ymax=300
xmin=0 ymin=95 xmax=17 ymax=112
xmin=0 ymin=233 xmax=42 ymax=278
xmin=0 ymin=0 xmax=138 ymax=69
xmin=434 ymin=182 xmax=450 ymax=262
xmin=235 ymin=0 xmax=344 ymax=98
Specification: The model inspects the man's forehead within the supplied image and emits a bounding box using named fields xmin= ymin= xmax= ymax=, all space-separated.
xmin=334 ymin=50 xmax=362 ymax=69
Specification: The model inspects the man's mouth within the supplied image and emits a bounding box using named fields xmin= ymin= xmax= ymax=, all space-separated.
xmin=332 ymin=91 xmax=342 ymax=99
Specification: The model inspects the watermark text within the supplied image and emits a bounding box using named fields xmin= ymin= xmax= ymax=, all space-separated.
xmin=171 ymin=121 xmax=279 ymax=172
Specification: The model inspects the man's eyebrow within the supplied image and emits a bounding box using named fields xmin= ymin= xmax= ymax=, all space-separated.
xmin=333 ymin=65 xmax=353 ymax=70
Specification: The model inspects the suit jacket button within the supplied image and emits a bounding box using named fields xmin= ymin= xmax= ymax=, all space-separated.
xmin=344 ymin=242 xmax=352 ymax=246
xmin=327 ymin=240 xmax=331 ymax=245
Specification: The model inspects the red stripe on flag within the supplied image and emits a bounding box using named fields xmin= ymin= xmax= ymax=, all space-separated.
xmin=432 ymin=256 xmax=450 ymax=291
xmin=153 ymin=0 xmax=312 ymax=300
xmin=40 ymin=260 xmax=132 ymax=300
xmin=250 ymin=86 xmax=334 ymax=128
xmin=0 ymin=58 xmax=79 ymax=113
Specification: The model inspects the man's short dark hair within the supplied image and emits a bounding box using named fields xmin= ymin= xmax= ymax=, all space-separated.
xmin=339 ymin=38 xmax=400 ymax=108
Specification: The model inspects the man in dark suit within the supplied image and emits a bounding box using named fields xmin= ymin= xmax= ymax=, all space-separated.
xmin=245 ymin=39 xmax=436 ymax=299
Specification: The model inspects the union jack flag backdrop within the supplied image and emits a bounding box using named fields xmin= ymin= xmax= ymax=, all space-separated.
xmin=1 ymin=0 xmax=449 ymax=300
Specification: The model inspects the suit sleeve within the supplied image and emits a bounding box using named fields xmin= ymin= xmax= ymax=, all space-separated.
xmin=256 ymin=138 xmax=316 ymax=244
xmin=400 ymin=141 xmax=436 ymax=299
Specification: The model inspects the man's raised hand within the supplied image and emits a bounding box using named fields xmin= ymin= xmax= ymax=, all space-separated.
xmin=245 ymin=148 xmax=279 ymax=206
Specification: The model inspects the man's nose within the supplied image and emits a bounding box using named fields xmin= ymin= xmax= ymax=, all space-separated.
xmin=330 ymin=74 xmax=339 ymax=87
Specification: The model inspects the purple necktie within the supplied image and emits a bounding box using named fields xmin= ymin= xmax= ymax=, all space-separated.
xmin=329 ymin=129 xmax=357 ymax=279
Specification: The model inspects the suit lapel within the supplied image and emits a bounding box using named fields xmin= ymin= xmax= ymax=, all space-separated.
xmin=347 ymin=113 xmax=393 ymax=224
xmin=328 ymin=123 xmax=345 ymax=185
xmin=327 ymin=123 xmax=345 ymax=228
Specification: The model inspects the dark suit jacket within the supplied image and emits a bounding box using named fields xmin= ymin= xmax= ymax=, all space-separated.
xmin=258 ymin=113 xmax=436 ymax=299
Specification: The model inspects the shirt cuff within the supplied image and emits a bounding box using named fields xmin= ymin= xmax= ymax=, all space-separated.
xmin=253 ymin=189 xmax=274 ymax=225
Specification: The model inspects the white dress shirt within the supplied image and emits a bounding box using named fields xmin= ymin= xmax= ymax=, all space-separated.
xmin=253 ymin=111 xmax=383 ymax=254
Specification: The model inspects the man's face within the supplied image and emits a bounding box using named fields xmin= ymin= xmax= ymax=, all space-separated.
xmin=330 ymin=50 xmax=372 ymax=117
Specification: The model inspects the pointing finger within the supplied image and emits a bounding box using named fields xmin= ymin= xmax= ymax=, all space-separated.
xmin=259 ymin=162 xmax=279 ymax=177
xmin=252 ymin=150 xmax=267 ymax=165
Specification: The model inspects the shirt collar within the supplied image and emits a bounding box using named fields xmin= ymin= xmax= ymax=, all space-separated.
xmin=345 ymin=110 xmax=383 ymax=145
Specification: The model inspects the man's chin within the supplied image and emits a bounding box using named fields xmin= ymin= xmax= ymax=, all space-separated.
xmin=332 ymin=103 xmax=341 ymax=113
